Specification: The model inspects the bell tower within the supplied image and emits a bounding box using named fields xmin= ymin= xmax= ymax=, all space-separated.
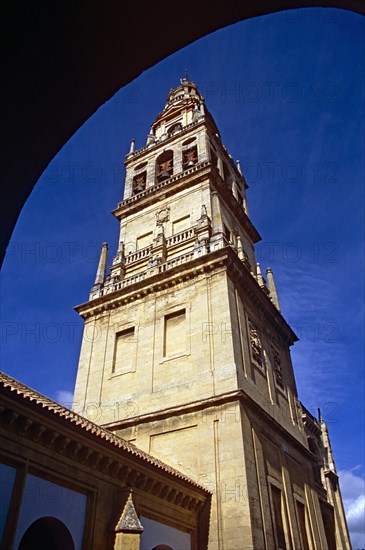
xmin=73 ymin=77 xmax=351 ymax=549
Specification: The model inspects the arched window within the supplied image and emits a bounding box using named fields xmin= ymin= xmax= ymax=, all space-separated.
xmin=183 ymin=146 xmax=198 ymax=169
xmin=152 ymin=546 xmax=174 ymax=550
xmin=18 ymin=516 xmax=75 ymax=550
xmin=156 ymin=150 xmax=173 ymax=182
xmin=167 ymin=122 xmax=182 ymax=136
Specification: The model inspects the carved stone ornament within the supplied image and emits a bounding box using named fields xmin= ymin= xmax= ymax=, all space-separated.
xmin=271 ymin=345 xmax=284 ymax=389
xmin=249 ymin=321 xmax=262 ymax=364
xmin=155 ymin=207 xmax=170 ymax=225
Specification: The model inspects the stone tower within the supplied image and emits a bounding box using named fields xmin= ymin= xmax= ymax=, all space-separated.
xmin=73 ymin=77 xmax=351 ymax=549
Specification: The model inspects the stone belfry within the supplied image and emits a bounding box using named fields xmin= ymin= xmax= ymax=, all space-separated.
xmin=73 ymin=77 xmax=351 ymax=549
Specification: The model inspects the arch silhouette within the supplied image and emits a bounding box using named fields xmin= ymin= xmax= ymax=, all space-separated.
xmin=18 ymin=516 xmax=75 ymax=550
xmin=1 ymin=2 xmax=364 ymax=265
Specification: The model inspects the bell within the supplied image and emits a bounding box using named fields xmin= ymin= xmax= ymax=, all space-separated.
xmin=159 ymin=171 xmax=171 ymax=180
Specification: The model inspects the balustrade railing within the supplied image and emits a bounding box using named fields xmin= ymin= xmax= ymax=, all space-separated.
xmin=166 ymin=227 xmax=195 ymax=247
xmin=125 ymin=246 xmax=151 ymax=264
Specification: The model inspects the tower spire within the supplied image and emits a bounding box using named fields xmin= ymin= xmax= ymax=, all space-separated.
xmin=266 ymin=267 xmax=281 ymax=311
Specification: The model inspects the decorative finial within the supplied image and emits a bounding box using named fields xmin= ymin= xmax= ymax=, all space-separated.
xmin=256 ymin=263 xmax=265 ymax=288
xmin=146 ymin=128 xmax=155 ymax=146
xmin=236 ymin=160 xmax=242 ymax=174
xmin=180 ymin=69 xmax=189 ymax=84
xmin=266 ymin=267 xmax=281 ymax=312
xmin=94 ymin=242 xmax=108 ymax=286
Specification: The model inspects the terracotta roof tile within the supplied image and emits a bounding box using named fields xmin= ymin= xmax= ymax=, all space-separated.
xmin=0 ymin=371 xmax=209 ymax=494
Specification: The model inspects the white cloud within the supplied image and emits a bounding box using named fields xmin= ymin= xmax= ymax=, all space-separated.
xmin=339 ymin=467 xmax=365 ymax=549
xmin=55 ymin=389 xmax=74 ymax=408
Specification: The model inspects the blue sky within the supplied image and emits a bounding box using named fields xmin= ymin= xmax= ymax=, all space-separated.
xmin=1 ymin=7 xmax=364 ymax=547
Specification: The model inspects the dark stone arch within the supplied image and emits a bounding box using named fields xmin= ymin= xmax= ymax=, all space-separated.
xmin=18 ymin=516 xmax=75 ymax=550
xmin=2 ymin=2 xmax=364 ymax=265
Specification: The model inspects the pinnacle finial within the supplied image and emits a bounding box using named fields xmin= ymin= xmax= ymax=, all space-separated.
xmin=266 ymin=267 xmax=281 ymax=312
xmin=256 ymin=263 xmax=265 ymax=288
xmin=94 ymin=242 xmax=108 ymax=286
xmin=129 ymin=138 xmax=135 ymax=155
xmin=180 ymin=69 xmax=189 ymax=83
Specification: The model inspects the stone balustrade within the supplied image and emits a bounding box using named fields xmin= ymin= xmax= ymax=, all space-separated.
xmin=158 ymin=251 xmax=195 ymax=272
xmin=125 ymin=246 xmax=151 ymax=264
xmin=100 ymin=249 xmax=199 ymax=297
xmin=166 ymin=227 xmax=196 ymax=247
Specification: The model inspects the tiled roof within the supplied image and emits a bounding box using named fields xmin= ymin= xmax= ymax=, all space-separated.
xmin=0 ymin=371 xmax=209 ymax=493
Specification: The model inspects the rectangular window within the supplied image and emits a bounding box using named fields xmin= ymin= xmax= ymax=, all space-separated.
xmin=113 ymin=327 xmax=136 ymax=374
xmin=296 ymin=501 xmax=310 ymax=550
xmin=164 ymin=309 xmax=186 ymax=357
xmin=136 ymin=231 xmax=153 ymax=250
xmin=271 ymin=485 xmax=287 ymax=550
xmin=172 ymin=215 xmax=190 ymax=234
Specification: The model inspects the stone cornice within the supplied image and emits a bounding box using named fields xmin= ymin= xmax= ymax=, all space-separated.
xmin=75 ymin=247 xmax=228 ymax=318
xmin=103 ymin=390 xmax=243 ymax=431
xmin=75 ymin=245 xmax=297 ymax=345
xmin=103 ymin=388 xmax=315 ymax=463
